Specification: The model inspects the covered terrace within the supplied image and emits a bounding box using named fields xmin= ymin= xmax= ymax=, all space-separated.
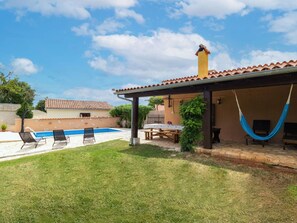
xmin=114 ymin=59 xmax=297 ymax=150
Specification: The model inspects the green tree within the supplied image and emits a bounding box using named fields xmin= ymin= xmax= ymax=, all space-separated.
xmin=110 ymin=104 xmax=152 ymax=128
xmin=179 ymin=96 xmax=206 ymax=152
xmin=35 ymin=99 xmax=46 ymax=112
xmin=148 ymin=96 xmax=164 ymax=108
xmin=0 ymin=72 xmax=35 ymax=132
xmin=0 ymin=72 xmax=35 ymax=105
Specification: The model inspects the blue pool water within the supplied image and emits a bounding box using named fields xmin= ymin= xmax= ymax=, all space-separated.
xmin=34 ymin=128 xmax=120 ymax=138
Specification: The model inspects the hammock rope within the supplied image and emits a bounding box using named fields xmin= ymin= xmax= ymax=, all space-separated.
xmin=233 ymin=84 xmax=293 ymax=141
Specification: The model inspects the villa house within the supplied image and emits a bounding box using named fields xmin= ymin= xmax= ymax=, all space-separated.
xmin=44 ymin=99 xmax=113 ymax=118
xmin=114 ymin=44 xmax=297 ymax=148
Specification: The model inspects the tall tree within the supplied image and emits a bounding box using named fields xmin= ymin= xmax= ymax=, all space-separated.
xmin=0 ymin=72 xmax=35 ymax=105
xmin=148 ymin=96 xmax=164 ymax=108
xmin=0 ymin=72 xmax=35 ymax=132
xmin=35 ymin=98 xmax=47 ymax=112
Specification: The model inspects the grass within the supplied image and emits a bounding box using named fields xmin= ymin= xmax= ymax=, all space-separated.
xmin=0 ymin=140 xmax=297 ymax=222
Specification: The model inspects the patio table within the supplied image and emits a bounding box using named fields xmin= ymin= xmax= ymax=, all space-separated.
xmin=143 ymin=124 xmax=183 ymax=143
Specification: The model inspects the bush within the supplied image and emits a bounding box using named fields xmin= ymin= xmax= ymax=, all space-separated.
xmin=110 ymin=104 xmax=152 ymax=128
xmin=16 ymin=102 xmax=33 ymax=119
xmin=179 ymin=96 xmax=206 ymax=152
xmin=1 ymin=123 xmax=7 ymax=131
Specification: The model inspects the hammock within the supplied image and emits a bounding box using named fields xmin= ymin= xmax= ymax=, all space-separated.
xmin=233 ymin=84 xmax=293 ymax=141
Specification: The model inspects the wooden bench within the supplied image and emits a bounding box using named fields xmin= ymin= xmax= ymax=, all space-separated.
xmin=144 ymin=129 xmax=181 ymax=143
xmin=283 ymin=122 xmax=297 ymax=150
xmin=144 ymin=129 xmax=160 ymax=140
xmin=144 ymin=129 xmax=153 ymax=140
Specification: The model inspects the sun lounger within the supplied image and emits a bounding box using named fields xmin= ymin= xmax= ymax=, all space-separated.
xmin=19 ymin=132 xmax=46 ymax=149
xmin=83 ymin=128 xmax=96 ymax=144
xmin=53 ymin=130 xmax=70 ymax=146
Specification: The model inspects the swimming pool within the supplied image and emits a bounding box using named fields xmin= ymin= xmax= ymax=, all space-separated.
xmin=34 ymin=128 xmax=120 ymax=138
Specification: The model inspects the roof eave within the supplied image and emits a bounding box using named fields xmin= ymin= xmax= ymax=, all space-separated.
xmin=114 ymin=66 xmax=297 ymax=95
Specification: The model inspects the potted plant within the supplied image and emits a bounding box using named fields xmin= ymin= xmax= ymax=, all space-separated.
xmin=1 ymin=123 xmax=7 ymax=132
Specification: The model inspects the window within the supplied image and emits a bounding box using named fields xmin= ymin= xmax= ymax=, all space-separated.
xmin=80 ymin=113 xmax=91 ymax=117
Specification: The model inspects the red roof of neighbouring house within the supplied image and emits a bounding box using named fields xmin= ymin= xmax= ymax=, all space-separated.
xmin=115 ymin=60 xmax=297 ymax=93
xmin=45 ymin=99 xmax=113 ymax=110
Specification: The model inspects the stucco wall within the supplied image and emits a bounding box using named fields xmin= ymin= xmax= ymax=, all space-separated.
xmin=14 ymin=117 xmax=119 ymax=132
xmin=0 ymin=103 xmax=21 ymax=125
xmin=164 ymin=93 xmax=200 ymax=124
xmin=32 ymin=110 xmax=48 ymax=119
xmin=214 ymin=85 xmax=297 ymax=144
xmin=46 ymin=109 xmax=111 ymax=118
xmin=164 ymin=85 xmax=297 ymax=144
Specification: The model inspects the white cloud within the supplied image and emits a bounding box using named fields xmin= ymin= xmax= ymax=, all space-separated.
xmin=203 ymin=19 xmax=224 ymax=31
xmin=115 ymin=8 xmax=145 ymax=24
xmin=63 ymin=86 xmax=148 ymax=105
xmin=210 ymin=53 xmax=239 ymax=71
xmin=71 ymin=23 xmax=94 ymax=36
xmin=1 ymin=0 xmax=138 ymax=19
xmin=121 ymin=83 xmax=141 ymax=89
xmin=240 ymin=50 xmax=297 ymax=66
xmin=72 ymin=19 xmax=124 ymax=37
xmin=175 ymin=0 xmax=246 ymax=19
xmin=0 ymin=62 xmax=4 ymax=69
xmin=267 ymin=11 xmax=297 ymax=45
xmin=173 ymin=0 xmax=297 ymax=20
xmin=96 ymin=18 xmax=124 ymax=35
xmin=11 ymin=58 xmax=39 ymax=75
xmin=179 ymin=21 xmax=194 ymax=33
xmin=242 ymin=0 xmax=297 ymax=11
xmin=63 ymin=87 xmax=121 ymax=105
xmin=88 ymin=30 xmax=213 ymax=80
xmin=211 ymin=50 xmax=297 ymax=71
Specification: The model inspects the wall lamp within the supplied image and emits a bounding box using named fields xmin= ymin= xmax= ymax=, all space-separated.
xmin=216 ymin=97 xmax=222 ymax=105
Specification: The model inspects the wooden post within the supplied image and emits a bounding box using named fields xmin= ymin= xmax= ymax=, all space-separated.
xmin=203 ymin=90 xmax=212 ymax=149
xmin=130 ymin=97 xmax=140 ymax=145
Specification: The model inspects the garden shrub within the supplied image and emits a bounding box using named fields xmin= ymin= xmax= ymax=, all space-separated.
xmin=1 ymin=123 xmax=7 ymax=131
xmin=110 ymin=104 xmax=152 ymax=128
xmin=179 ymin=96 xmax=206 ymax=152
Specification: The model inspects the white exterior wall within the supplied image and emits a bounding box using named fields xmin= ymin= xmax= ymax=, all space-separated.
xmin=46 ymin=109 xmax=111 ymax=118
xmin=0 ymin=111 xmax=19 ymax=125
xmin=32 ymin=110 xmax=48 ymax=119
xmin=0 ymin=103 xmax=21 ymax=125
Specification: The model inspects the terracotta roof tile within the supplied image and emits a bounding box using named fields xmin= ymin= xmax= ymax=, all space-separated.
xmin=45 ymin=99 xmax=113 ymax=110
xmin=115 ymin=60 xmax=297 ymax=93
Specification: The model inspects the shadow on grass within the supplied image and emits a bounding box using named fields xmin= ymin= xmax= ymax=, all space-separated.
xmin=120 ymin=143 xmax=297 ymax=176
xmin=121 ymin=144 xmax=253 ymax=174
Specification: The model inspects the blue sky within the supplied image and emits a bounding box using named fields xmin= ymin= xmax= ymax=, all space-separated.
xmin=0 ymin=0 xmax=297 ymax=105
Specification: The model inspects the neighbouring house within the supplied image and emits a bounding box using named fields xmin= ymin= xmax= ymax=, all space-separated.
xmin=114 ymin=44 xmax=297 ymax=148
xmin=44 ymin=98 xmax=113 ymax=118
xmin=14 ymin=99 xmax=117 ymax=132
xmin=0 ymin=103 xmax=21 ymax=126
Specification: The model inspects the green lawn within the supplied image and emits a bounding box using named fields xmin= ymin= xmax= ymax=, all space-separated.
xmin=0 ymin=140 xmax=297 ymax=222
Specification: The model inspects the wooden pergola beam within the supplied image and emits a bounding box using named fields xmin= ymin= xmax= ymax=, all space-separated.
xmin=203 ymin=90 xmax=212 ymax=149
xmin=130 ymin=97 xmax=139 ymax=146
